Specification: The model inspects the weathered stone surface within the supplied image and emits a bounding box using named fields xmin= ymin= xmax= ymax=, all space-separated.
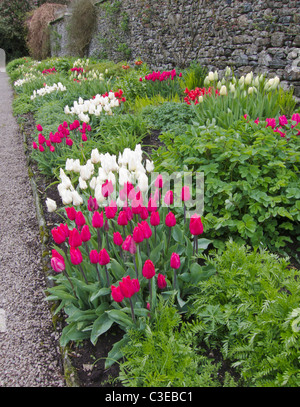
xmin=49 ymin=0 xmax=300 ymax=92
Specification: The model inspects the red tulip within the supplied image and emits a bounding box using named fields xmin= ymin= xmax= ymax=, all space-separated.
xmin=51 ymin=249 xmax=64 ymax=262
xmin=140 ymin=206 xmax=149 ymax=220
xmin=68 ymin=228 xmax=82 ymax=247
xmin=89 ymin=250 xmax=99 ymax=264
xmin=117 ymin=210 xmax=128 ymax=226
xmin=75 ymin=211 xmax=86 ymax=228
xmin=111 ymin=285 xmax=124 ymax=302
xmin=142 ymin=259 xmax=155 ymax=279
xmin=105 ymin=201 xmax=117 ymax=219
xmin=133 ymin=225 xmax=144 ymax=243
xmin=164 ymin=190 xmax=174 ymax=205
xmin=70 ymin=247 xmax=83 ymax=265
xmin=113 ymin=232 xmax=123 ymax=246
xmin=99 ymin=248 xmax=110 ymax=265
xmin=157 ymin=273 xmax=167 ymax=289
xmin=36 ymin=124 xmax=43 ymax=132
xmin=155 ymin=174 xmax=163 ymax=189
xmin=65 ymin=206 xmax=77 ymax=221
xmin=119 ymin=275 xmax=136 ymax=298
xmin=189 ymin=214 xmax=203 ymax=235
xmin=139 ymin=221 xmax=152 ymax=239
xmin=122 ymin=235 xmax=137 ymax=254
xmin=80 ymin=224 xmax=91 ymax=242
xmin=148 ymin=198 xmax=157 ymax=212
xmin=92 ymin=211 xmax=104 ymax=228
xmin=165 ymin=212 xmax=176 ymax=227
xmin=170 ymin=252 xmax=180 ymax=269
xmin=51 ymin=226 xmax=67 ymax=244
xmin=150 ymin=211 xmax=160 ymax=226
xmin=181 ymin=186 xmax=191 ymax=202
xmin=32 ymin=141 xmax=38 ymax=149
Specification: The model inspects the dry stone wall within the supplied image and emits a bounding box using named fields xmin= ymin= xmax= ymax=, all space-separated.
xmin=49 ymin=0 xmax=300 ymax=96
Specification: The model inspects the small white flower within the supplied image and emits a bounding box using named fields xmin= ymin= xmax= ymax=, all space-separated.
xmin=72 ymin=190 xmax=83 ymax=206
xmin=146 ymin=159 xmax=154 ymax=173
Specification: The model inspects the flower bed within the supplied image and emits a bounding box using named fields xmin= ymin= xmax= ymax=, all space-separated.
xmin=8 ymin=56 xmax=300 ymax=387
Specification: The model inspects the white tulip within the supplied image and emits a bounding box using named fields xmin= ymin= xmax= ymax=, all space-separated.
xmin=61 ymin=189 xmax=73 ymax=205
xmin=138 ymin=172 xmax=148 ymax=192
xmin=208 ymin=71 xmax=215 ymax=81
xmin=91 ymin=148 xmax=101 ymax=164
xmin=72 ymin=191 xmax=83 ymax=206
xmin=220 ymin=85 xmax=227 ymax=96
xmin=146 ymin=159 xmax=154 ymax=173
xmin=79 ymin=177 xmax=88 ymax=190
xmin=46 ymin=198 xmax=57 ymax=213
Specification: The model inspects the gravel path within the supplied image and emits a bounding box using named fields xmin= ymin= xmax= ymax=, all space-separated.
xmin=0 ymin=72 xmax=65 ymax=387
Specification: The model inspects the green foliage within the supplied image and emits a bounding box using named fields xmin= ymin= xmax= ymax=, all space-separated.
xmin=180 ymin=61 xmax=208 ymax=90
xmin=188 ymin=240 xmax=300 ymax=387
xmin=118 ymin=297 xmax=228 ymax=387
xmin=141 ymin=101 xmax=195 ymax=135
xmin=153 ymin=118 xmax=300 ymax=252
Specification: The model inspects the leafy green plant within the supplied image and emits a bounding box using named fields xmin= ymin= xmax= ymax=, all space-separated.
xmin=117 ymin=297 xmax=229 ymax=387
xmin=188 ymin=240 xmax=300 ymax=387
xmin=153 ymin=117 xmax=300 ymax=252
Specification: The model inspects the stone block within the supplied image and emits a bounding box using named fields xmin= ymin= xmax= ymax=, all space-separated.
xmin=271 ymin=32 xmax=285 ymax=47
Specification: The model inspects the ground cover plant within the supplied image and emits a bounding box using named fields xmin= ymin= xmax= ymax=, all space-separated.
xmin=7 ymin=55 xmax=300 ymax=387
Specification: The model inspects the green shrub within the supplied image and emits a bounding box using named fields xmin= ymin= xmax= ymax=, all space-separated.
xmin=118 ymin=297 xmax=234 ymax=387
xmin=188 ymin=240 xmax=300 ymax=387
xmin=153 ymin=118 xmax=300 ymax=252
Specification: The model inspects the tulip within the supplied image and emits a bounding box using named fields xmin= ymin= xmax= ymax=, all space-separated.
xmin=164 ymin=190 xmax=174 ymax=206
xmin=70 ymin=247 xmax=83 ymax=265
xmin=111 ymin=285 xmax=124 ymax=303
xmin=92 ymin=210 xmax=104 ymax=228
xmin=46 ymin=198 xmax=57 ymax=213
xmin=51 ymin=226 xmax=67 ymax=244
xmin=113 ymin=232 xmax=123 ymax=246
xmin=51 ymin=249 xmax=64 ymax=262
xmin=150 ymin=211 xmax=160 ymax=226
xmin=36 ymin=124 xmax=43 ymax=132
xmin=189 ymin=214 xmax=203 ymax=236
xmin=102 ymin=179 xmax=114 ymax=198
xmin=87 ymin=196 xmax=98 ymax=212
xmin=147 ymin=197 xmax=157 ymax=212
xmin=90 ymin=250 xmax=101 ymax=283
xmin=155 ymin=174 xmax=163 ymax=189
xmin=165 ymin=212 xmax=176 ymax=227
xmin=157 ymin=273 xmax=167 ymax=290
xmin=119 ymin=275 xmax=136 ymax=298
xmin=122 ymin=235 xmax=137 ymax=255
xmin=75 ymin=211 xmax=86 ymax=229
xmin=68 ymin=228 xmax=82 ymax=248
xmin=51 ymin=256 xmax=65 ymax=273
xmin=99 ymin=248 xmax=110 ymax=286
xmin=117 ymin=210 xmax=128 ymax=226
xmin=105 ymin=201 xmax=117 ymax=219
xmin=32 ymin=141 xmax=38 ymax=149
xmin=80 ymin=224 xmax=91 ymax=242
xmin=139 ymin=221 xmax=152 ymax=239
xmin=65 ymin=206 xmax=77 ymax=221
xmin=133 ymin=225 xmax=144 ymax=243
xmin=140 ymin=206 xmax=149 ymax=220
xmin=170 ymin=252 xmax=180 ymax=269
xmin=142 ymin=259 xmax=155 ymax=279
xmin=189 ymin=214 xmax=204 ymax=255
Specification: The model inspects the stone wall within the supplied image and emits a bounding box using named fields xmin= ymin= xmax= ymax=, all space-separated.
xmin=49 ymin=0 xmax=300 ymax=96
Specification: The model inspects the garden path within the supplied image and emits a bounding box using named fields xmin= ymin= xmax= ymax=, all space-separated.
xmin=0 ymin=72 xmax=65 ymax=386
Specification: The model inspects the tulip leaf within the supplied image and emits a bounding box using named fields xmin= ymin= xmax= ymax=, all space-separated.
xmin=91 ymin=313 xmax=114 ymax=345
xmin=106 ymin=309 xmax=134 ymax=328
xmin=90 ymin=287 xmax=111 ymax=302
xmin=171 ymin=224 xmax=183 ymax=242
xmin=110 ymin=259 xmax=126 ymax=280
xmin=197 ymin=238 xmax=212 ymax=250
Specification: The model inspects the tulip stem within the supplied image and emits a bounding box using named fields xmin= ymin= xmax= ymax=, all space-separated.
xmin=97 ymin=229 xmax=102 ymax=251
xmin=129 ymin=298 xmax=136 ymax=323
xmin=104 ymin=264 xmax=110 ymax=286
xmin=149 ymin=280 xmax=152 ymax=310
xmin=173 ymin=269 xmax=177 ymax=290
xmin=63 ymin=270 xmax=76 ymax=297
xmin=95 ymin=263 xmax=101 ymax=284
xmin=79 ymin=264 xmax=88 ymax=284
xmin=133 ymin=255 xmax=138 ymax=279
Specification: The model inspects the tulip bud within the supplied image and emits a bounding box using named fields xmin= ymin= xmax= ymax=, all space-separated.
xmin=117 ymin=210 xmax=128 ymax=226
xmin=220 ymin=85 xmax=227 ymax=96
xmin=157 ymin=273 xmax=167 ymax=289
xmin=164 ymin=190 xmax=174 ymax=206
xmin=69 ymin=228 xmax=82 ymax=247
xmin=189 ymin=214 xmax=204 ymax=236
xmin=119 ymin=276 xmax=136 ymax=298
xmin=92 ymin=211 xmax=104 ymax=228
xmin=113 ymin=232 xmax=123 ymax=246
xmin=70 ymin=247 xmax=83 ymax=265
xmin=150 ymin=211 xmax=160 ymax=226
xmin=170 ymin=252 xmax=181 ymax=269
xmin=75 ymin=211 xmax=86 ymax=228
xmin=133 ymin=225 xmax=144 ymax=243
xmin=142 ymin=259 xmax=156 ymax=279
xmin=46 ymin=198 xmax=57 ymax=213
xmin=99 ymin=248 xmax=110 ymax=265
xmin=51 ymin=256 xmax=65 ymax=273
xmin=181 ymin=186 xmax=191 ymax=202
xmin=122 ymin=235 xmax=137 ymax=254
xmin=89 ymin=249 xmax=99 ymax=264
xmin=80 ymin=224 xmax=91 ymax=242
xmin=139 ymin=221 xmax=152 ymax=239
xmin=165 ymin=212 xmax=176 ymax=227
